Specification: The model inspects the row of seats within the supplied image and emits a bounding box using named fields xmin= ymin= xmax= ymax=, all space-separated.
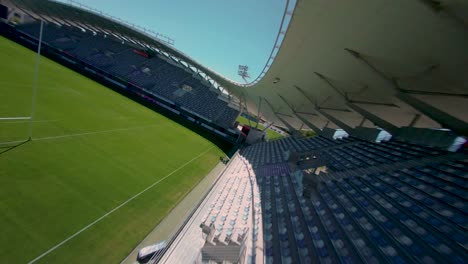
xmin=315 ymin=169 xmax=467 ymax=263
xmin=241 ymin=136 xmax=347 ymax=167
xmin=238 ymin=135 xmax=467 ymax=263
xmin=295 ymin=138 xmax=446 ymax=172
xmin=198 ymin=156 xmax=264 ymax=263
xmin=200 ymin=157 xmax=261 ymax=247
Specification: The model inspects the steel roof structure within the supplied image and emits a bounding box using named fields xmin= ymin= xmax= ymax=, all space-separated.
xmin=4 ymin=0 xmax=468 ymax=137
xmin=238 ymin=0 xmax=468 ymax=137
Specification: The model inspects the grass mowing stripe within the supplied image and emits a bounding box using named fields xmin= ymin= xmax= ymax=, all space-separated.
xmin=0 ymin=119 xmax=59 ymax=124
xmin=0 ymin=123 xmax=156 ymax=146
xmin=0 ymin=124 xmax=158 ymax=145
xmin=27 ymin=145 xmax=215 ymax=264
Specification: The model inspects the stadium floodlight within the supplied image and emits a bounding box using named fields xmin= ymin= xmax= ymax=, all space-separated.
xmin=238 ymin=65 xmax=250 ymax=83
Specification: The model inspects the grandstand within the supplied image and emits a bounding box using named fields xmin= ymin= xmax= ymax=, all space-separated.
xmin=0 ymin=0 xmax=467 ymax=264
xmin=17 ymin=21 xmax=240 ymax=135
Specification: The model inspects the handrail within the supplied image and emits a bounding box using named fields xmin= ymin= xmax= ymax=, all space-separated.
xmin=64 ymin=0 xmax=175 ymax=45
xmin=238 ymin=151 xmax=262 ymax=263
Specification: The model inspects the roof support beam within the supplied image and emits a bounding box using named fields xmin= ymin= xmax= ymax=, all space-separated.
xmin=278 ymin=94 xmax=323 ymax=135
xmin=263 ymin=97 xmax=299 ymax=136
xmin=277 ymin=94 xmax=296 ymax=112
xmin=294 ymin=111 xmax=318 ymax=117
xmin=345 ymin=102 xmax=399 ymax=135
xmin=255 ymin=97 xmax=262 ymax=130
xmin=346 ymin=47 xmax=468 ymax=136
xmin=347 ymin=98 xmax=399 ymax=108
xmin=314 ymin=72 xmax=345 ymax=97
xmin=408 ymin=113 xmax=421 ymax=127
xmin=240 ymin=94 xmax=252 ymax=127
xmin=276 ymin=112 xmax=294 ymax=118
xmin=295 ymin=85 xmax=351 ymax=132
xmin=318 ymin=107 xmax=351 ymax=113
xmin=419 ymin=0 xmax=468 ymax=29
xmin=359 ymin=117 xmax=367 ymax=127
xmin=294 ymin=113 xmax=323 ymax=136
xmin=315 ymin=108 xmax=354 ymax=135
xmin=315 ymin=71 xmax=399 ymax=107
xmin=275 ymin=114 xmax=299 ymax=136
xmin=399 ymin=89 xmax=468 ymax=98
xmin=294 ymin=85 xmax=317 ymax=106
xmin=396 ymin=92 xmax=468 ymax=136
xmin=315 ymin=70 xmax=400 ymax=134
xmin=345 ymin=48 xmax=393 ymax=83
xmin=239 ymin=94 xmax=252 ymax=127
xmin=237 ymin=95 xmax=243 ymax=119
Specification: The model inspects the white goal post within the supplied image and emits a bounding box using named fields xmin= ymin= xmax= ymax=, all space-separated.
xmin=0 ymin=19 xmax=43 ymax=146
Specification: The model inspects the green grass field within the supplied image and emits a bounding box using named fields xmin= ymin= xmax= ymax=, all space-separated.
xmin=0 ymin=36 xmax=225 ymax=263
xmin=236 ymin=116 xmax=284 ymax=140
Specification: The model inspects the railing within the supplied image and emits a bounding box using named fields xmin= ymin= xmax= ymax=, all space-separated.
xmin=63 ymin=0 xmax=175 ymax=45
xmin=147 ymin=151 xmax=241 ymax=263
xmin=57 ymin=0 xmax=297 ymax=89
xmin=238 ymin=153 xmax=263 ymax=263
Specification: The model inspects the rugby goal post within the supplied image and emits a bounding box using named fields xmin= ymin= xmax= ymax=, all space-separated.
xmin=0 ymin=116 xmax=32 ymax=146
xmin=0 ymin=19 xmax=44 ymax=145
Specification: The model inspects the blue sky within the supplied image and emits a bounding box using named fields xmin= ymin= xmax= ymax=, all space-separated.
xmin=59 ymin=0 xmax=287 ymax=83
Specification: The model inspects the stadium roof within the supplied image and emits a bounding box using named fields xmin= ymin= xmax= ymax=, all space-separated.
xmin=238 ymin=0 xmax=468 ymax=134
xmin=5 ymin=0 xmax=468 ymax=135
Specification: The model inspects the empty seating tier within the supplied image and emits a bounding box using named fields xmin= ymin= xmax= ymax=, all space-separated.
xmin=15 ymin=23 xmax=239 ymax=129
xmin=236 ymin=136 xmax=468 ymax=263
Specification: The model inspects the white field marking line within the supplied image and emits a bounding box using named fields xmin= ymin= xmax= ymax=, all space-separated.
xmin=0 ymin=140 xmax=28 ymax=146
xmin=27 ymin=145 xmax=216 ymax=264
xmin=0 ymin=116 xmax=31 ymax=120
xmin=33 ymin=124 xmax=159 ymax=141
xmin=0 ymin=123 xmax=158 ymax=146
xmin=0 ymin=119 xmax=59 ymax=124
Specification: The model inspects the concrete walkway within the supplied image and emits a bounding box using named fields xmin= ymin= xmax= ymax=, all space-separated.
xmin=120 ymin=162 xmax=226 ymax=264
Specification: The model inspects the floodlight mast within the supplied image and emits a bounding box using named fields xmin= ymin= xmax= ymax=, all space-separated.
xmin=238 ymin=65 xmax=250 ymax=83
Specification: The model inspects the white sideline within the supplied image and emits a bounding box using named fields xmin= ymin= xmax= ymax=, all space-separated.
xmin=0 ymin=116 xmax=31 ymax=120
xmin=0 ymin=140 xmax=27 ymax=146
xmin=34 ymin=124 xmax=159 ymax=141
xmin=27 ymin=145 xmax=215 ymax=264
xmin=0 ymin=124 xmax=158 ymax=146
